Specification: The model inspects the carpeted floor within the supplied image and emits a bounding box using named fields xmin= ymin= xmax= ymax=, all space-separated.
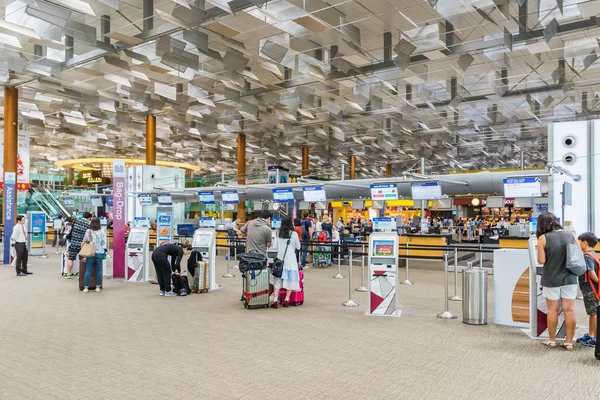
xmin=0 ymin=251 xmax=598 ymax=400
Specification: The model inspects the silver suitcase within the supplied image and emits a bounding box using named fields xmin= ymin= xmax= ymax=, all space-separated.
xmin=242 ymin=269 xmax=270 ymax=309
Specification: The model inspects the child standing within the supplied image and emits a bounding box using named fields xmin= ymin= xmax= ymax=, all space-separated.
xmin=576 ymin=232 xmax=600 ymax=347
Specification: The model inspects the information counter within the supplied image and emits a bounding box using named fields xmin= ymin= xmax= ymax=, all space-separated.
xmin=398 ymin=234 xmax=450 ymax=259
xmin=498 ymin=236 xmax=529 ymax=249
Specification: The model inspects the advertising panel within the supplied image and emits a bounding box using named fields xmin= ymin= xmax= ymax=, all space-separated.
xmin=370 ymin=184 xmax=398 ymax=200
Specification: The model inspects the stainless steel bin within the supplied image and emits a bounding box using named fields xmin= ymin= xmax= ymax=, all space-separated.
xmin=462 ymin=268 xmax=488 ymax=325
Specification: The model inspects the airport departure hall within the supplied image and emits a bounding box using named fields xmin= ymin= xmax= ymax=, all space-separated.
xmin=2 ymin=0 xmax=600 ymax=398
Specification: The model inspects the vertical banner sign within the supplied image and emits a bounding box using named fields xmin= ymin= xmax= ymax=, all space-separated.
xmin=28 ymin=211 xmax=46 ymax=255
xmin=3 ymin=172 xmax=16 ymax=264
xmin=0 ymin=132 xmax=30 ymax=188
xmin=156 ymin=209 xmax=173 ymax=245
xmin=112 ymin=160 xmax=126 ymax=279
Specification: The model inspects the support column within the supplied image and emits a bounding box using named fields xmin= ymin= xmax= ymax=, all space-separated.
xmin=302 ymin=146 xmax=309 ymax=177
xmin=65 ymin=35 xmax=74 ymax=61
xmin=237 ymin=133 xmax=246 ymax=222
xmin=143 ymin=0 xmax=154 ymax=32
xmin=349 ymin=155 xmax=356 ymax=180
xmin=386 ymin=164 xmax=392 ymax=177
xmin=3 ymin=87 xmax=18 ymax=264
xmin=383 ymin=32 xmax=392 ymax=62
xmin=101 ymin=15 xmax=111 ymax=45
xmin=146 ymin=115 xmax=156 ymax=165
xmin=67 ymin=168 xmax=75 ymax=185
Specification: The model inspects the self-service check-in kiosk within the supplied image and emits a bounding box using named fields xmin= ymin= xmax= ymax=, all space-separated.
xmin=126 ymin=218 xmax=150 ymax=282
xmin=366 ymin=218 xmax=400 ymax=317
xmin=192 ymin=228 xmax=218 ymax=291
xmin=526 ymin=236 xmax=566 ymax=339
xmin=267 ymin=218 xmax=281 ymax=265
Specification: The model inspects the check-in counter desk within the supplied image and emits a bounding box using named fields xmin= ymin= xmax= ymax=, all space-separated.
xmin=399 ymin=234 xmax=450 ymax=260
xmin=498 ymin=236 xmax=529 ymax=249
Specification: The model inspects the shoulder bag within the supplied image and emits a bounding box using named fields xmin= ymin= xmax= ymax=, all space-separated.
xmin=566 ymin=233 xmax=586 ymax=276
xmin=79 ymin=229 xmax=96 ymax=258
xmin=272 ymin=238 xmax=290 ymax=278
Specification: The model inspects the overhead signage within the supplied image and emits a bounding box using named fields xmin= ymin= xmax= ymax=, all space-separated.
xmin=199 ymin=191 xmax=215 ymax=204
xmin=106 ymin=197 xmax=113 ymax=206
xmin=272 ymin=188 xmax=294 ymax=203
xmin=302 ymin=186 xmax=326 ymax=202
xmin=411 ymin=181 xmax=442 ymax=200
xmin=137 ymin=193 xmax=153 ymax=206
xmin=157 ymin=193 xmax=173 ymax=206
xmin=200 ymin=218 xmax=216 ymax=228
xmin=63 ymin=197 xmax=75 ymax=207
xmin=90 ymin=196 xmax=103 ymax=207
xmin=221 ymin=190 xmax=239 ymax=204
xmin=3 ymin=172 xmax=16 ymax=264
xmin=81 ymin=171 xmax=102 ymax=184
xmin=503 ymin=177 xmax=541 ymax=198
xmin=370 ymin=183 xmax=398 ymax=200
xmin=373 ymin=217 xmax=396 ymax=232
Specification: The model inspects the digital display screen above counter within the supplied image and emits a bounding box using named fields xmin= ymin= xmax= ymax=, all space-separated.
xmin=138 ymin=194 xmax=153 ymax=206
xmin=157 ymin=193 xmax=173 ymax=206
xmin=221 ymin=190 xmax=239 ymax=204
xmin=411 ymin=181 xmax=442 ymax=200
xmin=272 ymin=218 xmax=282 ymax=229
xmin=90 ymin=196 xmax=103 ymax=207
xmin=302 ymin=186 xmax=326 ymax=202
xmin=373 ymin=218 xmax=396 ymax=231
xmin=370 ymin=183 xmax=398 ymax=200
xmin=198 ymin=192 xmax=215 ymax=204
xmin=273 ymin=188 xmax=294 ymax=203
xmin=503 ymin=177 xmax=541 ymax=198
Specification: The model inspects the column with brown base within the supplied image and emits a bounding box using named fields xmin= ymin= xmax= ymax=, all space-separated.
xmin=302 ymin=146 xmax=309 ymax=177
xmin=146 ymin=115 xmax=156 ymax=165
xmin=3 ymin=87 xmax=18 ymax=264
xmin=386 ymin=164 xmax=392 ymax=177
xmin=349 ymin=155 xmax=356 ymax=180
xmin=237 ymin=133 xmax=246 ymax=222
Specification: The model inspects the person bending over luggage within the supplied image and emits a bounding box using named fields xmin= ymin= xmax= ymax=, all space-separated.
xmin=270 ymin=217 xmax=301 ymax=309
xmin=152 ymin=243 xmax=192 ymax=297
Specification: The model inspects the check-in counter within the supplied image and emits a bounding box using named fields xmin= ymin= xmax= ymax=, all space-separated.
xmin=499 ymin=236 xmax=529 ymax=249
xmin=399 ymin=234 xmax=450 ymax=259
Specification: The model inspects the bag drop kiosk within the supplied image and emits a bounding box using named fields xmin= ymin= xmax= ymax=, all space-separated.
xmin=366 ymin=230 xmax=401 ymax=317
xmin=267 ymin=220 xmax=280 ymax=265
xmin=126 ymin=227 xmax=150 ymax=282
xmin=192 ymin=228 xmax=218 ymax=290
xmin=526 ymin=235 xmax=566 ymax=339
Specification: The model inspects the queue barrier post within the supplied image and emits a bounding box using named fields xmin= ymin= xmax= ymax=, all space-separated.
xmin=231 ymin=239 xmax=239 ymax=270
xmin=40 ymin=232 xmax=49 ymax=259
xmin=333 ymin=243 xmax=344 ymax=279
xmin=437 ymin=252 xmax=458 ymax=319
xmin=355 ymin=243 xmax=368 ymax=292
xmin=342 ymin=249 xmax=359 ymax=307
xmin=401 ymin=241 xmax=414 ymax=285
xmin=449 ymin=249 xmax=462 ymax=301
xmin=222 ymin=238 xmax=234 ymax=278
xmin=479 ymin=244 xmax=484 ymax=268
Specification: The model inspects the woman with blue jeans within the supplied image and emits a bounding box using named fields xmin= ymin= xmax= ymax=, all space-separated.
xmin=82 ymin=217 xmax=106 ymax=293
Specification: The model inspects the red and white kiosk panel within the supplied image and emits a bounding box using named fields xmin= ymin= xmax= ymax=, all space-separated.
xmin=367 ymin=226 xmax=401 ymax=317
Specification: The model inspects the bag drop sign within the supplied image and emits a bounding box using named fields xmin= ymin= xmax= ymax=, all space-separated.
xmin=112 ymin=160 xmax=126 ymax=278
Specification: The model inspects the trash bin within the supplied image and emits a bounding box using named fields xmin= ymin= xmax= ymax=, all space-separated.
xmin=462 ymin=267 xmax=488 ymax=325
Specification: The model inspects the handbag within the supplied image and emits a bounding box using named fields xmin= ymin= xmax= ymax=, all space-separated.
xmin=566 ymin=233 xmax=586 ymax=276
xmin=238 ymin=250 xmax=267 ymax=274
xmin=79 ymin=230 xmax=96 ymax=258
xmin=272 ymin=239 xmax=290 ymax=279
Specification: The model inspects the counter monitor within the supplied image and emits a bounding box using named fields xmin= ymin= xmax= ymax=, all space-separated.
xmin=90 ymin=196 xmax=103 ymax=207
xmin=372 ymin=240 xmax=396 ymax=257
xmin=503 ymin=177 xmax=541 ymax=198
xmin=272 ymin=188 xmax=294 ymax=203
xmin=193 ymin=234 xmax=212 ymax=248
xmin=157 ymin=193 xmax=172 ymax=205
xmin=221 ymin=190 xmax=239 ymax=204
xmin=138 ymin=194 xmax=153 ymax=206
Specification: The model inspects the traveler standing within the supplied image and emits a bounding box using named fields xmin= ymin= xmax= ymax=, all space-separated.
xmin=151 ymin=243 xmax=192 ymax=296
xmin=294 ymin=218 xmax=303 ymax=263
xmin=575 ymin=232 xmax=599 ymax=347
xmin=270 ymin=218 xmax=301 ymax=309
xmin=240 ymin=211 xmax=273 ymax=255
xmin=65 ymin=212 xmax=92 ymax=279
xmin=321 ymin=216 xmax=333 ymax=238
xmin=52 ymin=215 xmax=63 ymax=247
xmin=11 ymin=215 xmax=30 ymax=276
xmin=300 ymin=215 xmax=313 ymax=268
xmin=536 ymin=212 xmax=578 ymax=350
xmin=82 ymin=217 xmax=107 ymax=293
xmin=336 ymin=217 xmax=344 ymax=231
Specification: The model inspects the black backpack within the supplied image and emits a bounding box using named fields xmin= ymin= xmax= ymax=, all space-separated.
xmin=238 ymin=250 xmax=267 ymax=273
xmin=172 ymin=274 xmax=191 ymax=296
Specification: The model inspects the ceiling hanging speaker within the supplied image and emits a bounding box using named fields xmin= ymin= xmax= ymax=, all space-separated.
xmin=563 ymin=136 xmax=576 ymax=148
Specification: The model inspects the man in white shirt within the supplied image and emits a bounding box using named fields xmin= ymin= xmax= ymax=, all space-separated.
xmin=52 ymin=215 xmax=63 ymax=247
xmin=11 ymin=215 xmax=30 ymax=276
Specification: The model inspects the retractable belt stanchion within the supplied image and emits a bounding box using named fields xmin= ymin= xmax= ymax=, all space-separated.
xmin=40 ymin=232 xmax=48 ymax=259
xmin=437 ymin=252 xmax=458 ymax=319
xmin=222 ymin=238 xmax=235 ymax=278
xmin=54 ymin=231 xmax=61 ymax=255
xmin=342 ymin=249 xmax=359 ymax=307
xmin=232 ymin=240 xmax=239 ymax=270
xmin=333 ymin=242 xmax=344 ymax=279
xmin=401 ymin=241 xmax=413 ymax=285
xmin=355 ymin=243 xmax=368 ymax=292
xmin=479 ymin=244 xmax=484 ymax=268
xmin=449 ymin=249 xmax=462 ymax=301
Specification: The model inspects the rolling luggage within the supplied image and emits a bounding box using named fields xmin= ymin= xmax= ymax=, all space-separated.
xmin=78 ymin=258 xmax=98 ymax=290
xmin=188 ymin=260 xmax=209 ymax=293
xmin=242 ymin=269 xmax=270 ymax=309
xmin=277 ymin=270 xmax=305 ymax=306
xmin=61 ymin=252 xmax=80 ymax=276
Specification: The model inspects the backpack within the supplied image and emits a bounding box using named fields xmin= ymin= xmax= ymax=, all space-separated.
xmin=317 ymin=231 xmax=329 ymax=242
xmin=584 ymin=251 xmax=600 ymax=301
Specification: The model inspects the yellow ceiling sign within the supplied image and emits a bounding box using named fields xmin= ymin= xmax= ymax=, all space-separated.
xmin=55 ymin=158 xmax=200 ymax=172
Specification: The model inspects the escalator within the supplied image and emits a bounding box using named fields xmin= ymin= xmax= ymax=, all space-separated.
xmin=41 ymin=187 xmax=71 ymax=218
xmin=30 ymin=186 xmax=70 ymax=218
